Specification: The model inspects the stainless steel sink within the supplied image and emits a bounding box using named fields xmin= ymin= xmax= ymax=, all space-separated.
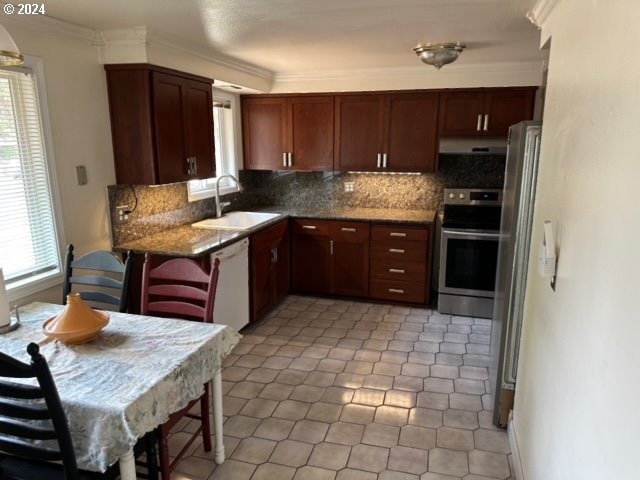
xmin=191 ymin=211 xmax=282 ymax=231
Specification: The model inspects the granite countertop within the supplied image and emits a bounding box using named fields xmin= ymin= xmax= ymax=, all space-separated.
xmin=114 ymin=207 xmax=435 ymax=258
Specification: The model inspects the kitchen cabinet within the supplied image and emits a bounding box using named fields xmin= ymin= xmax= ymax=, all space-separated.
xmin=438 ymin=88 xmax=535 ymax=137
xmin=334 ymin=92 xmax=439 ymax=172
xmin=105 ymin=64 xmax=215 ymax=185
xmin=291 ymin=219 xmax=370 ymax=297
xmin=242 ymin=96 xmax=334 ymax=171
xmin=369 ymin=224 xmax=431 ymax=304
xmin=250 ymin=219 xmax=290 ymax=322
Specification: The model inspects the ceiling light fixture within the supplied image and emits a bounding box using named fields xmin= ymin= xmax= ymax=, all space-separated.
xmin=412 ymin=42 xmax=465 ymax=70
xmin=0 ymin=25 xmax=23 ymax=66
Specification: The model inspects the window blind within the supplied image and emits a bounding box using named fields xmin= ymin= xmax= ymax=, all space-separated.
xmin=0 ymin=66 xmax=60 ymax=285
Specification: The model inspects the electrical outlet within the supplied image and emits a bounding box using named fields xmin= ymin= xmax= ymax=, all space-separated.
xmin=344 ymin=181 xmax=355 ymax=193
xmin=116 ymin=205 xmax=130 ymax=222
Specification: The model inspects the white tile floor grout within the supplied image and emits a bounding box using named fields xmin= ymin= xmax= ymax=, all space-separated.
xmin=168 ymin=295 xmax=512 ymax=480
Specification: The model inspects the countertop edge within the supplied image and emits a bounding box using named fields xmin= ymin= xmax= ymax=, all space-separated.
xmin=114 ymin=209 xmax=435 ymax=258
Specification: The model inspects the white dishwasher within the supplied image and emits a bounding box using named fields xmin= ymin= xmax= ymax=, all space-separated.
xmin=211 ymin=238 xmax=250 ymax=333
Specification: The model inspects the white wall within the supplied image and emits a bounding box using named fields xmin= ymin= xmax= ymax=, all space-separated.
xmin=513 ymin=1 xmax=640 ymax=478
xmin=3 ymin=20 xmax=116 ymax=302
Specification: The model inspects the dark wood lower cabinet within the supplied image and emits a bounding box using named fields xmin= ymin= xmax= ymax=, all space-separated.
xmin=250 ymin=220 xmax=290 ymax=322
xmin=291 ymin=219 xmax=370 ymax=298
xmin=329 ymin=222 xmax=370 ymax=297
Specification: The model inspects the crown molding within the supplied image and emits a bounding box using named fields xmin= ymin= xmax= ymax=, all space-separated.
xmin=274 ymin=61 xmax=545 ymax=83
xmin=149 ymin=30 xmax=272 ymax=81
xmin=0 ymin=9 xmax=98 ymax=42
xmin=527 ymin=0 xmax=562 ymax=28
xmin=96 ymin=26 xmax=272 ymax=81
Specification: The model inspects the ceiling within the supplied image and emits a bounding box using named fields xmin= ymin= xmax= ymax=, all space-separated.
xmin=42 ymin=0 xmax=544 ymax=76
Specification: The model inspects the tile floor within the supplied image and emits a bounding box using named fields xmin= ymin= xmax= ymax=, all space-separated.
xmin=169 ymin=295 xmax=513 ymax=480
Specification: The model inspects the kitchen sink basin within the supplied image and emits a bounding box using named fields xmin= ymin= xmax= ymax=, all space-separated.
xmin=191 ymin=211 xmax=282 ymax=231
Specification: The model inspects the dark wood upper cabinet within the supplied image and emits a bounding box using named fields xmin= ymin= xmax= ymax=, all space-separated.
xmin=105 ymin=64 xmax=215 ymax=185
xmin=334 ymin=95 xmax=385 ymax=172
xmin=386 ymin=93 xmax=439 ymax=172
xmin=335 ymin=92 xmax=439 ymax=173
xmin=439 ymin=88 xmax=535 ymax=138
xmin=242 ymin=96 xmax=333 ymax=171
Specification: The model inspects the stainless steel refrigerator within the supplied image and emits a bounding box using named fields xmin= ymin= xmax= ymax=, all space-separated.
xmin=490 ymin=120 xmax=542 ymax=426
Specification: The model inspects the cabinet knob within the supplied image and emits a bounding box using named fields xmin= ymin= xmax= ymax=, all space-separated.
xmin=389 ymin=248 xmax=405 ymax=254
xmin=341 ymin=227 xmax=356 ymax=232
xmin=476 ymin=114 xmax=482 ymax=131
xmin=389 ymin=232 xmax=406 ymax=237
xmin=483 ymin=114 xmax=489 ymax=131
xmin=283 ymin=152 xmax=288 ymax=168
xmin=302 ymin=225 xmax=317 ymax=230
xmin=389 ymin=268 xmax=405 ymax=274
xmin=388 ymin=288 xmax=405 ymax=294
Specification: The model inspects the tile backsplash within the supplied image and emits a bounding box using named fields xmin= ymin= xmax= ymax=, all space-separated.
xmin=108 ymin=154 xmax=505 ymax=245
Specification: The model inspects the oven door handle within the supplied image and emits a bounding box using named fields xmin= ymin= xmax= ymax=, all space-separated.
xmin=442 ymin=229 xmax=500 ymax=239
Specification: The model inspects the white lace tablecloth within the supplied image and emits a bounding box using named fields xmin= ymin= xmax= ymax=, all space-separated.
xmin=0 ymin=302 xmax=241 ymax=472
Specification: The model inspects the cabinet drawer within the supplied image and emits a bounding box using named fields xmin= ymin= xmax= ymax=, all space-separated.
xmin=291 ymin=218 xmax=330 ymax=236
xmin=371 ymin=239 xmax=427 ymax=262
xmin=371 ymin=225 xmax=429 ymax=242
xmin=370 ymin=259 xmax=426 ymax=282
xmin=370 ymin=279 xmax=426 ymax=303
xmin=329 ymin=221 xmax=370 ymax=240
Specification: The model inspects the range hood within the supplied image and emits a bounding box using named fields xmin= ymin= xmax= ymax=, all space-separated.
xmin=438 ymin=137 xmax=508 ymax=155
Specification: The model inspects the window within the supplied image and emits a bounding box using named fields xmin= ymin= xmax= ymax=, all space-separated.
xmin=187 ymin=89 xmax=241 ymax=201
xmin=0 ymin=59 xmax=64 ymax=299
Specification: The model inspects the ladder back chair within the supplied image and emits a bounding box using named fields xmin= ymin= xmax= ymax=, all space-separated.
xmin=0 ymin=343 xmax=158 ymax=480
xmin=63 ymin=244 xmax=132 ymax=313
xmin=140 ymin=254 xmax=221 ymax=479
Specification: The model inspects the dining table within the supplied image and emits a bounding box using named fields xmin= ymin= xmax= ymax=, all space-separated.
xmin=0 ymin=302 xmax=241 ymax=479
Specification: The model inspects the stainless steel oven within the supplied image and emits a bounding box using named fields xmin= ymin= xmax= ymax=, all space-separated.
xmin=438 ymin=188 xmax=502 ymax=318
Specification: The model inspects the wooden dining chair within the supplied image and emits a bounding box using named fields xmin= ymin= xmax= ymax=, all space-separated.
xmin=0 ymin=343 xmax=158 ymax=480
xmin=63 ymin=244 xmax=132 ymax=313
xmin=140 ymin=254 xmax=221 ymax=479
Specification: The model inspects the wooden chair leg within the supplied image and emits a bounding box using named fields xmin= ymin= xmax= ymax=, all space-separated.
xmin=158 ymin=425 xmax=171 ymax=480
xmin=201 ymin=384 xmax=212 ymax=452
xmin=145 ymin=429 xmax=160 ymax=480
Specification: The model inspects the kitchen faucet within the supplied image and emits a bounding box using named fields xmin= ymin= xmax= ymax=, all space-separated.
xmin=215 ymin=174 xmax=242 ymax=217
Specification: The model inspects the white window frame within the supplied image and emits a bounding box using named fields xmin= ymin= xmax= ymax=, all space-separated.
xmin=187 ymin=88 xmax=242 ymax=202
xmin=1 ymin=56 xmax=66 ymax=303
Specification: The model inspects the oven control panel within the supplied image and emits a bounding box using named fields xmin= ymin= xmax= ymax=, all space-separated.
xmin=444 ymin=188 xmax=502 ymax=206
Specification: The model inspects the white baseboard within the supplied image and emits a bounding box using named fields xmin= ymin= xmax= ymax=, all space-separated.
xmin=508 ymin=413 xmax=525 ymax=480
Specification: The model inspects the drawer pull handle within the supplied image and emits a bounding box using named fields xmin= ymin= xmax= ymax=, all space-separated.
xmin=389 ymin=268 xmax=405 ymax=274
xmin=389 ymin=248 xmax=405 ymax=254
xmin=390 ymin=232 xmax=406 ymax=237
xmin=341 ymin=227 xmax=356 ymax=232
xmin=389 ymin=288 xmax=405 ymax=294
xmin=302 ymin=225 xmax=317 ymax=230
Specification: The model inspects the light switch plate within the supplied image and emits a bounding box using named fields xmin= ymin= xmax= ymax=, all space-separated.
xmin=344 ymin=182 xmax=355 ymax=193
xmin=75 ymin=165 xmax=88 ymax=185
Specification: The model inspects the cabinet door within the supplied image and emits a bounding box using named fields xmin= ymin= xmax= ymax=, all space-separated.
xmin=184 ymin=79 xmax=215 ymax=179
xmin=335 ymin=95 xmax=385 ymax=171
xmin=438 ymin=91 xmax=485 ymax=137
xmin=290 ymin=96 xmax=334 ymax=171
xmin=250 ymin=238 xmax=274 ymax=322
xmin=386 ymin=93 xmax=439 ymax=172
xmin=242 ymin=97 xmax=287 ymax=170
xmin=152 ymin=72 xmax=191 ymax=183
xmin=274 ymin=230 xmax=290 ymax=305
xmin=250 ymin=220 xmax=290 ymax=322
xmin=483 ymin=89 xmax=535 ymax=137
xmin=290 ymin=220 xmax=330 ymax=294
xmin=329 ymin=222 xmax=370 ymax=297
